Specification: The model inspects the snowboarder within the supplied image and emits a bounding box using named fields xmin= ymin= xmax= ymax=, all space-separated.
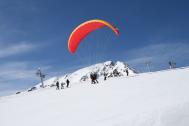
xmin=56 ymin=81 xmax=60 ymax=90
xmin=126 ymin=69 xmax=129 ymax=76
xmin=66 ymin=79 xmax=70 ymax=88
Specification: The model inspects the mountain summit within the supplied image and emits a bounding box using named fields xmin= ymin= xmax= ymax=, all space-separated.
xmin=35 ymin=61 xmax=137 ymax=89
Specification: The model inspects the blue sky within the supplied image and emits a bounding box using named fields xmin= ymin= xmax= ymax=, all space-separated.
xmin=0 ymin=0 xmax=189 ymax=96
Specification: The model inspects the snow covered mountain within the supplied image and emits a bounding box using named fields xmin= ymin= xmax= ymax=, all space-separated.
xmin=34 ymin=61 xmax=137 ymax=89
xmin=1 ymin=66 xmax=189 ymax=126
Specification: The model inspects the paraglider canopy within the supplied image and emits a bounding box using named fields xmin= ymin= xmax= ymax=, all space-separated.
xmin=68 ymin=19 xmax=120 ymax=54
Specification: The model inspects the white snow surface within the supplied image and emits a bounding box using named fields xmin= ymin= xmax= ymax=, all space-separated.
xmin=1 ymin=66 xmax=189 ymax=126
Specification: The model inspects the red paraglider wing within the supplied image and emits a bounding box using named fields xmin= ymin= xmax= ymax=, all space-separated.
xmin=68 ymin=19 xmax=119 ymax=54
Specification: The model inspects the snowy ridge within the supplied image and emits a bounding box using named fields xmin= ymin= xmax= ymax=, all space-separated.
xmin=34 ymin=61 xmax=137 ymax=89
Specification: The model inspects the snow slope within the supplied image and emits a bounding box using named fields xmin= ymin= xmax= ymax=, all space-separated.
xmin=34 ymin=61 xmax=136 ymax=89
xmin=1 ymin=67 xmax=189 ymax=126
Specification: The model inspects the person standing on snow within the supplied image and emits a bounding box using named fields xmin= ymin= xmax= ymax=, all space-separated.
xmin=113 ymin=69 xmax=120 ymax=77
xmin=61 ymin=82 xmax=65 ymax=89
xmin=66 ymin=79 xmax=70 ymax=88
xmin=104 ymin=73 xmax=107 ymax=81
xmin=94 ymin=73 xmax=99 ymax=84
xmin=56 ymin=81 xmax=60 ymax=90
xmin=90 ymin=73 xmax=95 ymax=84
xmin=126 ymin=69 xmax=129 ymax=76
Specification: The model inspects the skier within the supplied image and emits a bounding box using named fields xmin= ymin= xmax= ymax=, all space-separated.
xmin=66 ymin=79 xmax=70 ymax=88
xmin=56 ymin=81 xmax=60 ymax=90
xmin=126 ymin=69 xmax=129 ymax=76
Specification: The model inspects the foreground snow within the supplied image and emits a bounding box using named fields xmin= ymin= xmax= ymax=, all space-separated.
xmin=1 ymin=67 xmax=189 ymax=126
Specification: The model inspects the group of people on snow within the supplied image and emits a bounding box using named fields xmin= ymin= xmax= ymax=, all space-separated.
xmin=56 ymin=79 xmax=70 ymax=90
xmin=55 ymin=68 xmax=129 ymax=89
xmin=90 ymin=73 xmax=99 ymax=84
xmin=90 ymin=68 xmax=129 ymax=84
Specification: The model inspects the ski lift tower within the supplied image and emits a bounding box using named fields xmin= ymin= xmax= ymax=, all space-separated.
xmin=36 ymin=68 xmax=45 ymax=88
xmin=169 ymin=60 xmax=176 ymax=69
xmin=145 ymin=61 xmax=152 ymax=72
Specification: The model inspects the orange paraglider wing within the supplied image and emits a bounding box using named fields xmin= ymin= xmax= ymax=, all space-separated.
xmin=68 ymin=19 xmax=120 ymax=54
